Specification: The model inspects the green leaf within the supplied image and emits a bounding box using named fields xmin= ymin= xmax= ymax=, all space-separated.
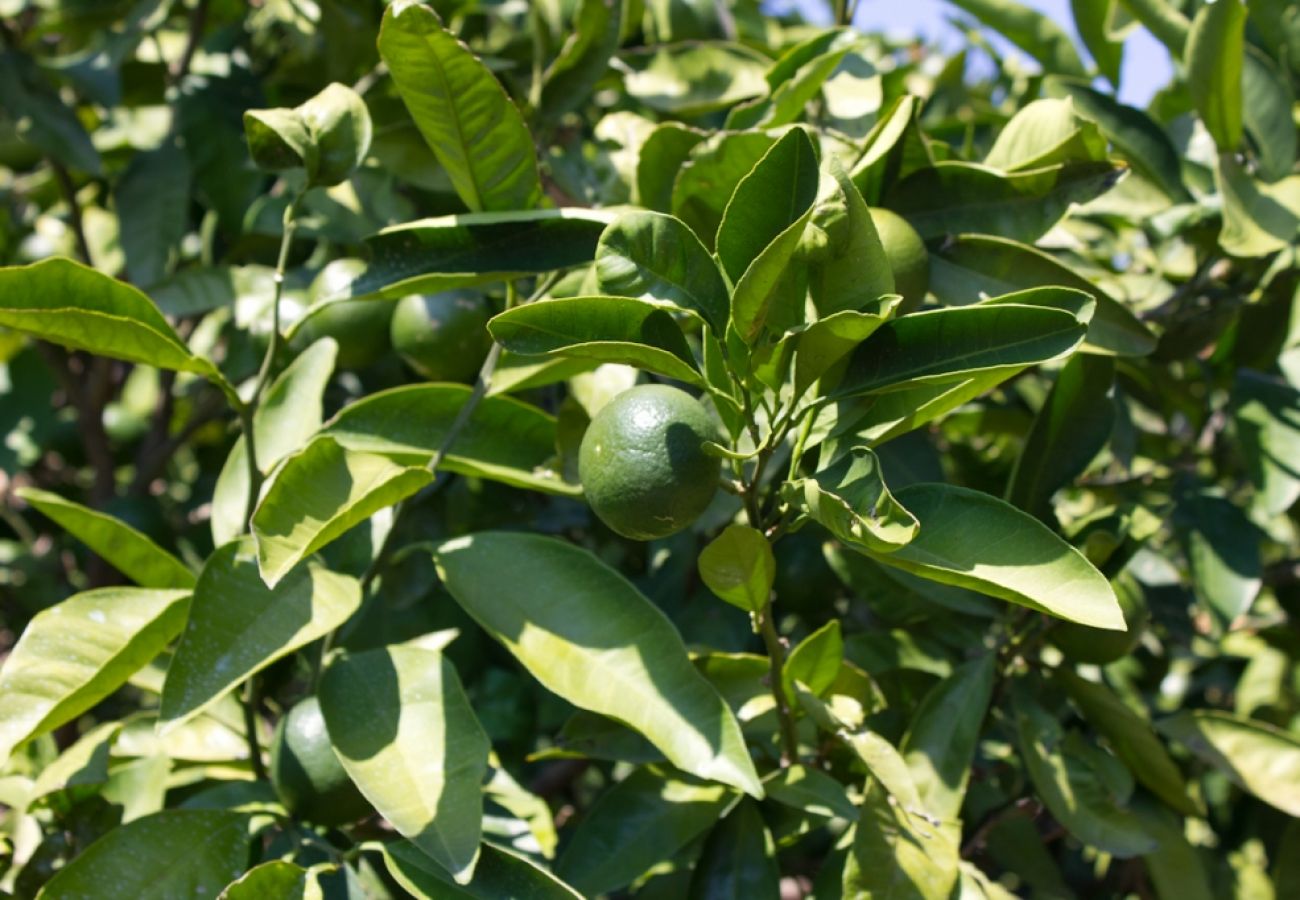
xmin=1056 ymin=669 xmax=1198 ymax=816
xmin=1233 ymin=371 xmax=1300 ymax=516
xmin=379 ymin=1 xmax=543 ymax=212
xmin=160 ymin=540 xmax=361 ymax=728
xmin=320 ymin=645 xmax=489 ymax=883
xmin=1005 ymin=354 xmax=1115 ymax=521
xmin=729 ymin=30 xmax=865 ymax=131
xmin=929 ymin=234 xmax=1156 ymax=357
xmin=982 ymin=98 xmax=1108 ymax=172
xmin=1242 ymin=46 xmax=1298 ymax=183
xmin=1044 ymin=76 xmax=1191 ymax=203
xmin=763 ymin=764 xmax=857 ymax=820
xmin=244 ymin=107 xmax=314 ymax=172
xmin=946 ymin=0 xmax=1088 ymax=77
xmin=212 ymin=337 xmax=338 ymax=547
xmin=621 ymin=42 xmax=770 ymax=116
xmin=1178 ymin=492 xmax=1261 ymax=625
xmin=16 ymin=487 xmax=194 ymax=589
xmin=1116 ymin=0 xmax=1189 ymax=56
xmin=595 ymin=210 xmax=729 ymax=334
xmin=541 ymin=0 xmax=622 ymax=120
xmin=867 ymin=484 xmax=1124 ymax=628
xmin=252 ymin=437 xmax=435 ymax=587
xmin=688 ymin=800 xmax=781 ymax=900
xmin=807 ymin=162 xmax=895 ymax=317
xmin=0 ymin=51 xmax=101 ymax=174
xmin=842 ymin=786 xmax=960 ymax=900
xmin=0 ymin=587 xmax=190 ymax=763
xmin=384 ymin=839 xmax=582 ymax=900
xmin=1157 ymin=710 xmax=1300 ymax=817
xmin=554 ymin=766 xmax=735 ymax=896
xmin=244 ymin=83 xmax=372 ymax=187
xmin=1134 ymin=802 xmax=1215 ymax=900
xmin=1070 ymin=0 xmax=1124 ymax=86
xmin=1014 ymin=688 xmax=1156 ymax=857
xmin=888 ymin=161 xmax=1124 ymax=244
xmin=432 ymin=532 xmax=762 ymax=797
xmin=115 ymin=139 xmax=191 ymax=288
xmin=37 ymin=810 xmax=249 ymax=899
xmin=832 ymin=304 xmax=1086 ymax=398
xmin=487 ymin=295 xmax=703 ymax=386
xmin=901 ymin=654 xmax=995 ymax=821
xmin=636 ymin=123 xmax=706 ymax=212
xmin=350 ymin=209 xmax=615 ymax=301
xmin=785 ymin=620 xmax=844 ymax=697
xmin=672 ymin=131 xmax=778 ymax=250
xmin=791 ymin=309 xmax=894 ymax=398
xmin=29 ymin=721 xmax=120 ymax=802
xmin=1215 ymin=154 xmax=1300 ymax=258
xmin=320 ymin=384 xmax=576 ymax=496
xmin=1185 ymin=0 xmax=1246 ymax=152
xmin=219 ymin=861 xmax=322 ymax=900
xmin=782 ymin=447 xmax=919 ymax=554
xmin=0 ymin=258 xmax=234 ymax=400
xmin=698 ymin=524 xmax=776 ymax=614
xmin=848 ymin=95 xmax=931 ymax=205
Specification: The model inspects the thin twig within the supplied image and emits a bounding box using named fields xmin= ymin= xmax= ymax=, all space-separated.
xmin=168 ymin=0 xmax=211 ymax=86
xmin=49 ymin=160 xmax=93 ymax=267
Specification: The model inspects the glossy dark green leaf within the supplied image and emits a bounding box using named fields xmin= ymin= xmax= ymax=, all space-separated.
xmin=1005 ymin=354 xmax=1115 ymax=521
xmin=687 ymin=800 xmax=780 ymax=900
xmin=252 ymin=436 xmax=435 ymax=586
xmin=783 ymin=446 xmax=919 ymax=554
xmin=115 ymin=139 xmax=191 ymax=288
xmin=212 ymin=337 xmax=338 ymax=547
xmin=488 ymin=295 xmax=703 ymax=385
xmin=37 ymin=810 xmax=250 ymax=900
xmin=379 ymin=1 xmax=543 ymax=211
xmin=1242 ymin=47 xmax=1297 ymax=183
xmin=929 ymin=234 xmax=1156 ymax=357
xmin=432 ymin=533 xmax=762 ymax=796
xmin=1157 ymin=710 xmax=1300 ymax=817
xmin=672 ymin=131 xmax=777 ymax=250
xmin=784 ymin=620 xmax=844 ymax=697
xmin=1178 ymin=492 xmax=1261 ymax=625
xmin=841 ymin=785 xmax=960 ymax=900
xmin=889 ymin=160 xmax=1123 ymax=244
xmin=320 ymin=384 xmax=575 ymax=496
xmin=763 ymin=764 xmax=857 ymax=820
xmin=791 ymin=309 xmax=894 ymax=398
xmin=16 ymin=487 xmax=194 ymax=589
xmin=0 ymin=258 xmax=235 ymax=400
xmin=1233 ymin=371 xmax=1300 ymax=516
xmin=0 ymin=587 xmax=190 ymax=763
xmin=833 ymin=304 xmax=1085 ymax=398
xmin=869 ymin=484 xmax=1124 ymax=628
xmin=946 ymin=0 xmax=1088 ymax=77
xmin=160 ymin=539 xmax=361 ymax=727
xmin=321 ymin=645 xmax=489 ymax=883
xmin=621 ymin=42 xmax=770 ymax=116
xmin=1045 ymin=77 xmax=1190 ymax=202
xmin=595 ymin=210 xmax=729 ymax=333
xmin=554 ymin=766 xmax=735 ymax=896
xmin=901 ymin=654 xmax=995 ymax=821
xmin=698 ymin=524 xmax=776 ymax=614
xmin=0 ymin=51 xmax=101 ymax=173
xmin=384 ymin=839 xmax=582 ymax=900
xmin=1056 ymin=669 xmax=1198 ymax=816
xmin=541 ymin=0 xmax=622 ymax=119
xmin=1134 ymin=802 xmax=1215 ymax=900
xmin=350 ymin=209 xmax=615 ymax=301
xmin=1186 ymin=0 xmax=1246 ymax=151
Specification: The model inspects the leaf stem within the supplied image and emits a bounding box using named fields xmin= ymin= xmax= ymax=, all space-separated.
xmin=241 ymin=678 xmax=268 ymax=780
xmin=758 ymin=601 xmax=800 ymax=765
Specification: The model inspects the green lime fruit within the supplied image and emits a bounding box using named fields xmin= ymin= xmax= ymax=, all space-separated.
xmin=270 ymin=697 xmax=371 ymax=826
xmin=285 ymin=259 xmax=391 ymax=371
xmin=390 ymin=290 xmax=492 ymax=383
xmin=870 ymin=207 xmax=930 ymax=314
xmin=1050 ymin=575 xmax=1150 ymax=665
xmin=578 ymin=384 xmax=722 ymax=541
xmin=773 ymin=528 xmax=842 ymax=613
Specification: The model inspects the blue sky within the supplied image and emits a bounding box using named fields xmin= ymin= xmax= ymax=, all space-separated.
xmin=781 ymin=0 xmax=1175 ymax=106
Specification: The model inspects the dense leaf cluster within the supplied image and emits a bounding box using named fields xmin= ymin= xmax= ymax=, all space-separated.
xmin=0 ymin=0 xmax=1298 ymax=897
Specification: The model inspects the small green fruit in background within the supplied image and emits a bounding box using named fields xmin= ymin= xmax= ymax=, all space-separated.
xmin=390 ymin=290 xmax=492 ymax=383
xmin=869 ymin=207 xmax=929 ymax=314
xmin=270 ymin=696 xmax=371 ymax=827
xmin=1050 ymin=573 xmax=1149 ymax=665
xmin=579 ymin=384 xmax=722 ymax=541
xmin=288 ymin=259 xmax=392 ymax=371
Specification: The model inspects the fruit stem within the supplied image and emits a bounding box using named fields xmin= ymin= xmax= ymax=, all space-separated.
xmin=242 ymin=677 xmax=268 ymax=780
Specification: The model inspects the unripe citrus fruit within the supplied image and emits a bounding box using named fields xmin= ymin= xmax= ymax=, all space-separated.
xmin=578 ymin=384 xmax=722 ymax=541
xmin=269 ymin=696 xmax=370 ymax=826
xmin=390 ymin=290 xmax=492 ymax=383
xmin=1050 ymin=574 xmax=1149 ymax=665
xmin=870 ymin=208 xmax=929 ymax=314
xmin=289 ymin=261 xmax=392 ymax=371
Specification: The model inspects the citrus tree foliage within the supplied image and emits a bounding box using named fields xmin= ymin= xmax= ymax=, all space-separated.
xmin=0 ymin=0 xmax=1298 ymax=897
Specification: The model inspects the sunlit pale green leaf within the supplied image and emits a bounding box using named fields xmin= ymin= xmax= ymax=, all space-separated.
xmin=621 ymin=42 xmax=770 ymax=117
xmin=321 ymin=645 xmax=489 ymax=883
xmin=1185 ymin=0 xmax=1246 ymax=152
xmin=1158 ymin=710 xmax=1300 ymax=817
xmin=783 ymin=447 xmax=919 ymax=554
xmin=383 ymin=840 xmax=582 ymax=900
xmin=432 ymin=532 xmax=762 ymax=796
xmin=698 ymin=524 xmax=775 ymax=614
xmin=842 ymin=785 xmax=960 ymax=900
xmin=945 ymin=0 xmax=1088 ymax=77
xmin=219 ymin=861 xmax=323 ymax=900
